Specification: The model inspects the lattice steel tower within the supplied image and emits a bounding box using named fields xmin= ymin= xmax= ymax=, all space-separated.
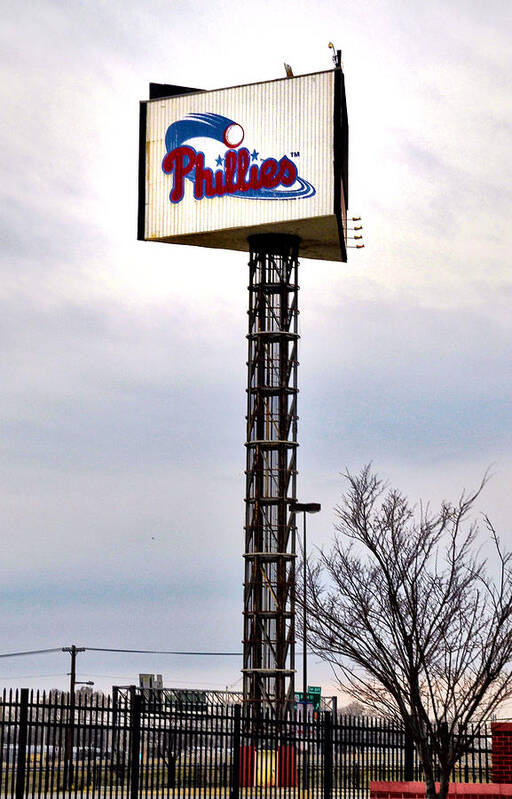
xmin=243 ymin=233 xmax=299 ymax=714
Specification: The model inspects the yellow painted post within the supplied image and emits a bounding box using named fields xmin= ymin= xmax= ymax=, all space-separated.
xmin=255 ymin=750 xmax=277 ymax=786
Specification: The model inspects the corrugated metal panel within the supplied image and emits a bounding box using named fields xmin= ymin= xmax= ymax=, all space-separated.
xmin=143 ymin=70 xmax=338 ymax=258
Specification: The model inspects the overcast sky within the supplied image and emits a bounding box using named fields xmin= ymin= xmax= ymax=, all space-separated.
xmin=1 ymin=0 xmax=511 ymax=701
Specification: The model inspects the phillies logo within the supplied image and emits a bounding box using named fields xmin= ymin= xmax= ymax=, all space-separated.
xmin=162 ymin=112 xmax=316 ymax=204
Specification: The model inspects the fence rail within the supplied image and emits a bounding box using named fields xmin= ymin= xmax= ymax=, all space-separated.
xmin=0 ymin=688 xmax=492 ymax=798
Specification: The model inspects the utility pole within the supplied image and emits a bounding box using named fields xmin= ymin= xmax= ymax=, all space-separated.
xmin=62 ymin=645 xmax=85 ymax=788
xmin=288 ymin=500 xmax=321 ymax=795
xmin=288 ymin=502 xmax=321 ymax=703
xmin=63 ymin=645 xmax=85 ymax=700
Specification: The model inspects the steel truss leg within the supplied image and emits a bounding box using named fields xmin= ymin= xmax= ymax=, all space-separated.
xmin=242 ymin=234 xmax=299 ymax=717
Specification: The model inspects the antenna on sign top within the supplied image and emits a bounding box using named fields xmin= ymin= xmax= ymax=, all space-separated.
xmin=328 ymin=42 xmax=342 ymax=69
xmin=284 ymin=63 xmax=294 ymax=78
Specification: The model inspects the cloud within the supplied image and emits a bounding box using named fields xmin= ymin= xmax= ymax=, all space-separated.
xmin=299 ymin=294 xmax=512 ymax=464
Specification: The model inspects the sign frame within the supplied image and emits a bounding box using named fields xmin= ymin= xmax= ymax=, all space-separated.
xmin=138 ymin=69 xmax=348 ymax=262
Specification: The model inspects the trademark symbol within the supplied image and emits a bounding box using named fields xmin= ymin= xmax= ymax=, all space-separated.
xmin=291 ymin=151 xmax=300 ymax=158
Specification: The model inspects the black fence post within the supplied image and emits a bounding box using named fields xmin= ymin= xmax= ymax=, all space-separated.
xmin=323 ymin=711 xmax=333 ymax=799
xmin=404 ymin=729 xmax=414 ymax=781
xmin=112 ymin=685 xmax=118 ymax=762
xmin=129 ymin=688 xmax=142 ymax=799
xmin=15 ymin=689 xmax=29 ymax=799
xmin=231 ymin=704 xmax=241 ymax=799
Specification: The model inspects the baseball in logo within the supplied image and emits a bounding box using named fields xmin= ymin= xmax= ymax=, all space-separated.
xmin=162 ymin=112 xmax=316 ymax=204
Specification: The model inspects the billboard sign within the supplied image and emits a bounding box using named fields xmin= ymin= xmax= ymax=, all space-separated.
xmin=138 ymin=69 xmax=349 ymax=261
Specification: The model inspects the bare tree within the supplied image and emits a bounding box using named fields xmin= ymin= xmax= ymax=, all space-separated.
xmin=303 ymin=466 xmax=512 ymax=799
xmin=338 ymin=699 xmax=367 ymax=716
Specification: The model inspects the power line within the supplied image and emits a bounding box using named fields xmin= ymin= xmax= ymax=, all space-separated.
xmin=0 ymin=646 xmax=308 ymax=658
xmin=86 ymin=647 xmax=242 ymax=656
xmin=0 ymin=674 xmax=68 ymax=680
xmin=87 ymin=647 xmax=306 ymax=655
xmin=0 ymin=648 xmax=62 ymax=659
xmin=0 ymin=646 xmax=243 ymax=659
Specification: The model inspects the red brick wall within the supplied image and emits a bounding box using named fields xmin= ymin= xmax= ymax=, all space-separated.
xmin=492 ymin=723 xmax=512 ymax=784
xmin=370 ymin=782 xmax=512 ymax=799
xmin=370 ymin=724 xmax=512 ymax=798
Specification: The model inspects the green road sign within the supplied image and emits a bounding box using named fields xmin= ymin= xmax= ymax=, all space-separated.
xmin=295 ymin=687 xmax=321 ymax=711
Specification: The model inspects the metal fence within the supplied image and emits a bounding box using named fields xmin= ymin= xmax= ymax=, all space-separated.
xmin=0 ymin=688 xmax=492 ymax=798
